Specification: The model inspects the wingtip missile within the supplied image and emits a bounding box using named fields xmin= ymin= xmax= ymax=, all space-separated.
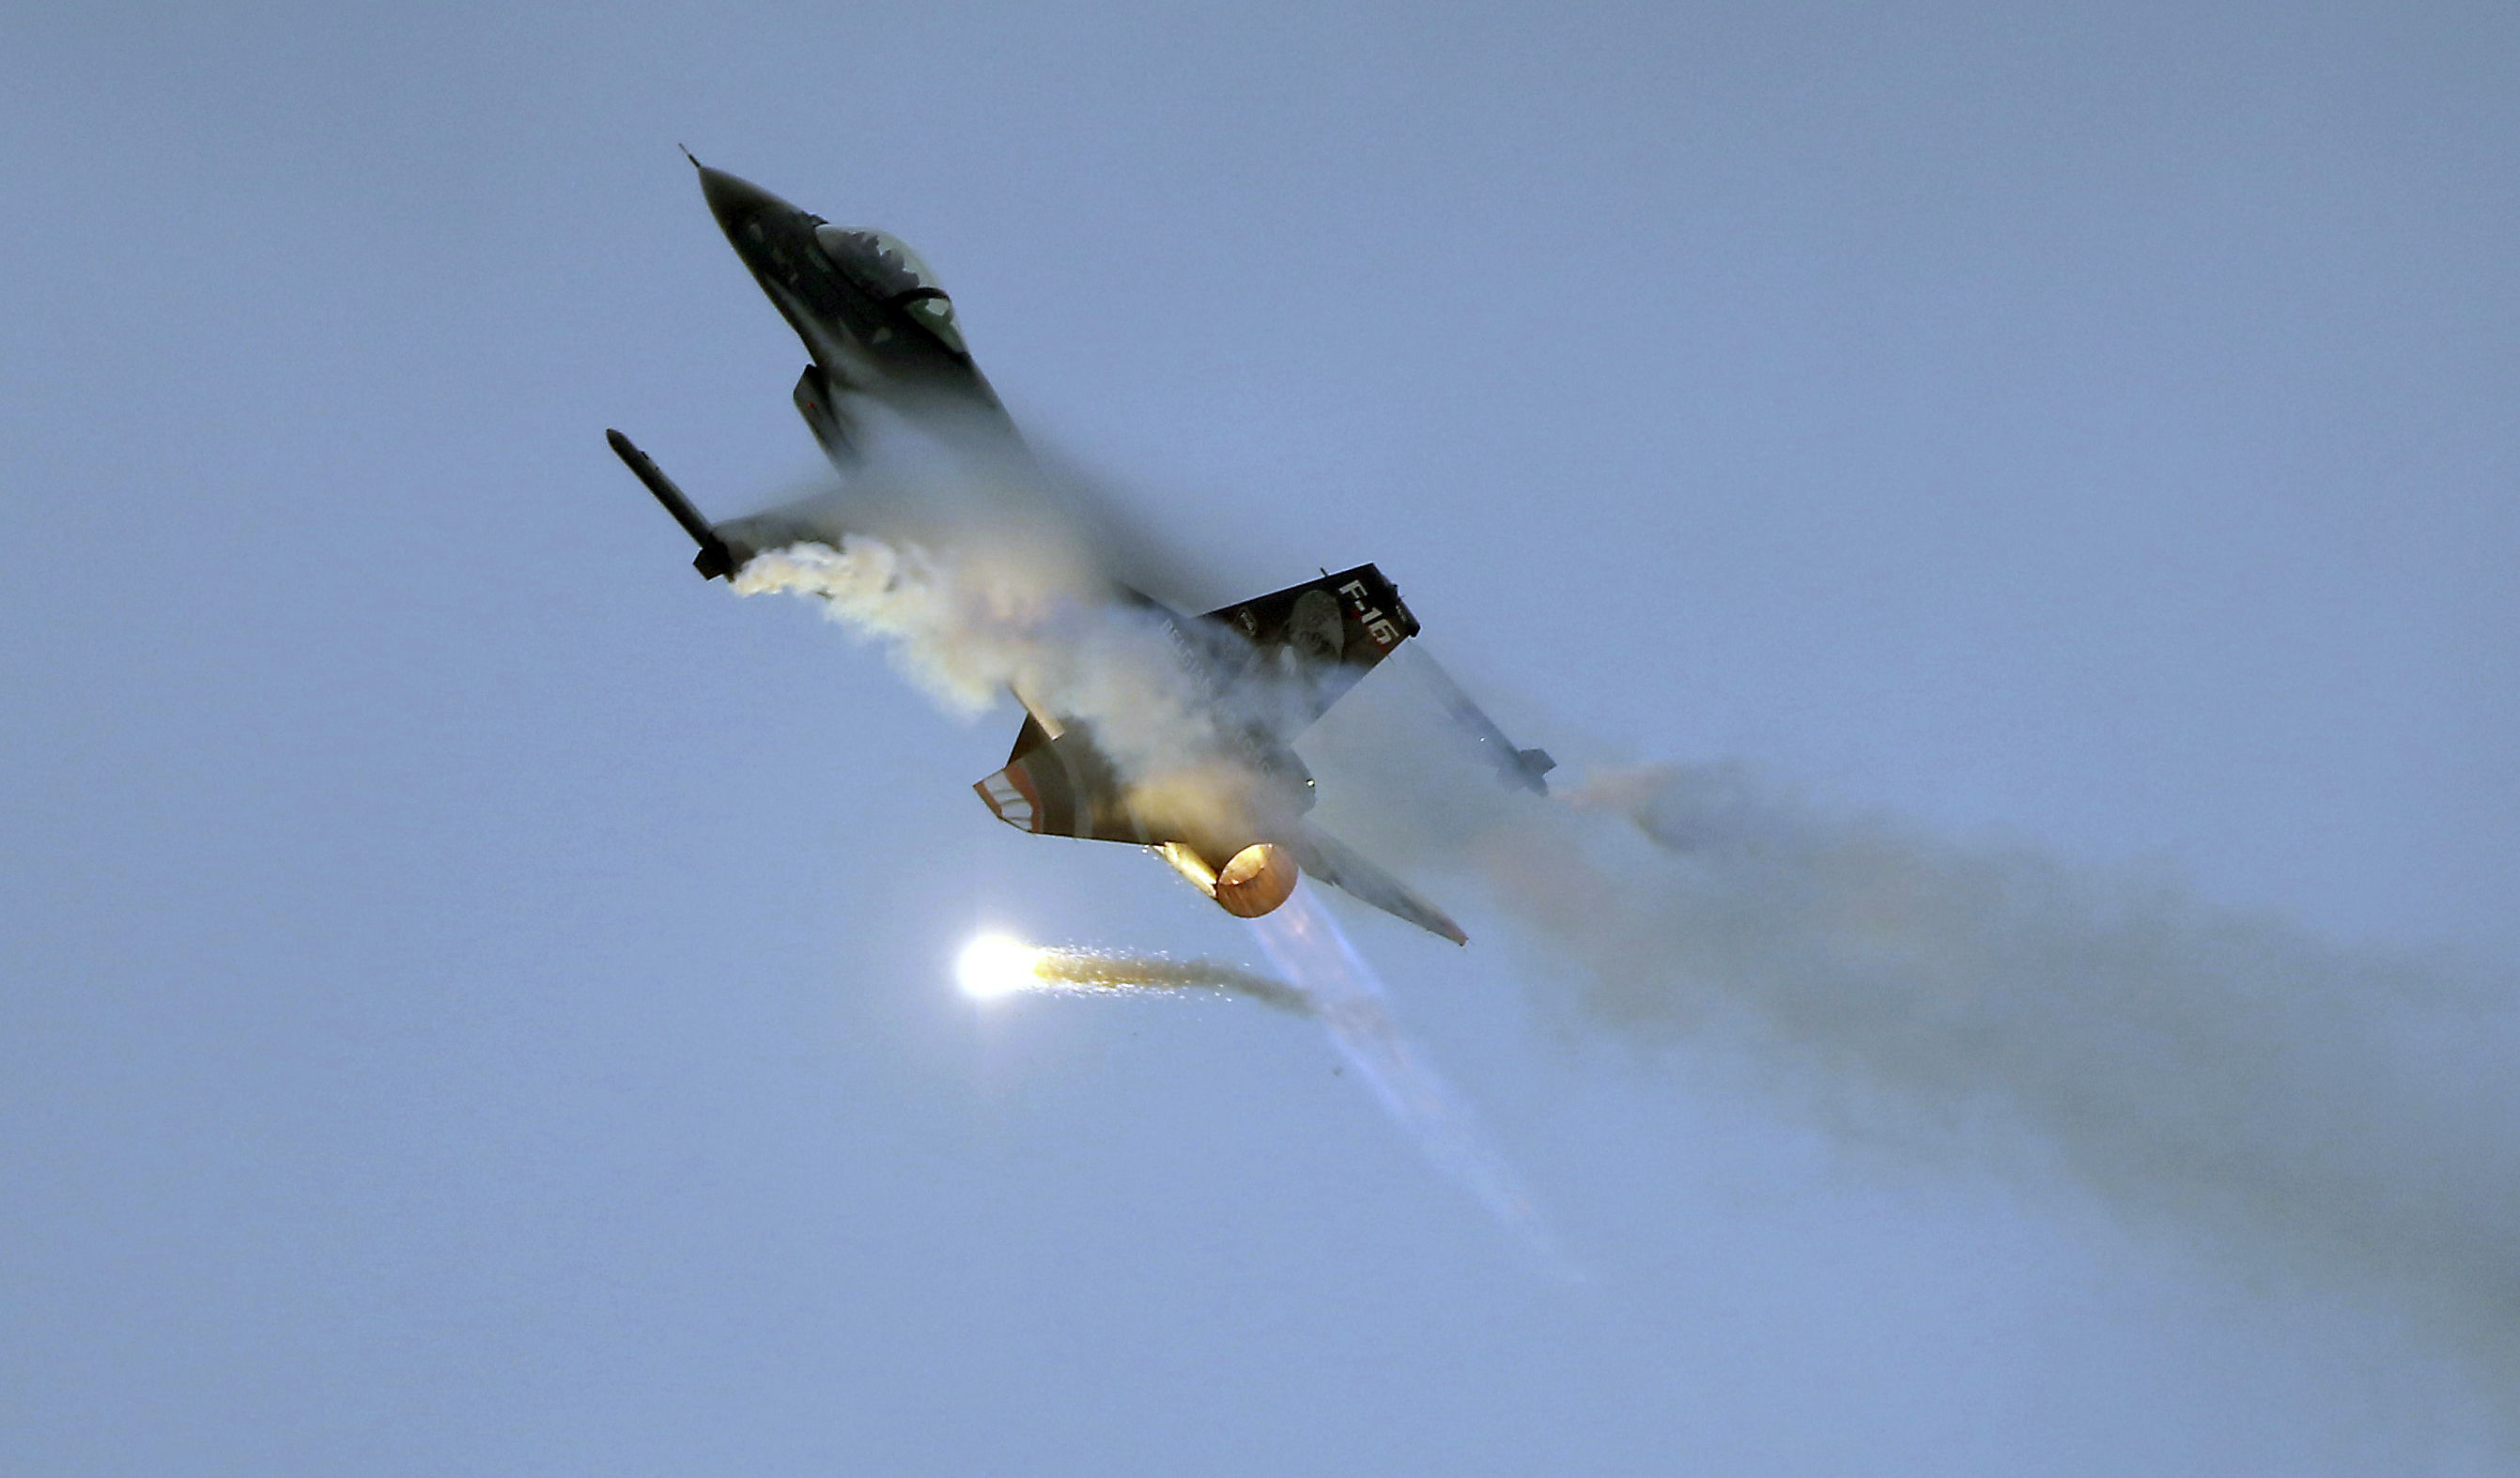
xmin=606 ymin=429 xmax=738 ymax=580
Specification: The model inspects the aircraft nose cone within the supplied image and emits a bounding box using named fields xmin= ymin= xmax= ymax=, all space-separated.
xmin=695 ymin=164 xmax=793 ymax=236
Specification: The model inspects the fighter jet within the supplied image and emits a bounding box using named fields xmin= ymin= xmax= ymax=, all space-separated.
xmin=609 ymin=162 xmax=1554 ymax=941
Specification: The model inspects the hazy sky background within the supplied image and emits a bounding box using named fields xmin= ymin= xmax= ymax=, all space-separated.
xmin=5 ymin=2 xmax=2515 ymax=1473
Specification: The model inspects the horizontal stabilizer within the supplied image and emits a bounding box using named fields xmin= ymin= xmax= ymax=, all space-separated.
xmin=1285 ymin=825 xmax=1467 ymax=946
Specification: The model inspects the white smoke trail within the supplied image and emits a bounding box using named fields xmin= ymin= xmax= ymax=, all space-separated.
xmin=734 ymin=536 xmax=1227 ymax=779
xmin=1333 ymin=719 xmax=2520 ymax=1407
xmin=1248 ymin=885 xmax=1566 ymax=1270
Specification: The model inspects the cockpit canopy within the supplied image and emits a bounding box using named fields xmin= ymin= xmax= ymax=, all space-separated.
xmin=812 ymin=224 xmax=967 ymax=354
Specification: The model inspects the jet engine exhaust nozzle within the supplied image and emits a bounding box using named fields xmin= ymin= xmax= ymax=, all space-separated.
xmin=1214 ymin=843 xmax=1301 ymax=919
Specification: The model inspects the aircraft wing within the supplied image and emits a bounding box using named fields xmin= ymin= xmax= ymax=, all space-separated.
xmin=713 ymin=502 xmax=847 ymax=563
xmin=1411 ymin=650 xmax=1555 ymax=795
xmin=1284 ymin=825 xmax=1467 ymax=946
xmin=609 ymin=428 xmax=846 ymax=580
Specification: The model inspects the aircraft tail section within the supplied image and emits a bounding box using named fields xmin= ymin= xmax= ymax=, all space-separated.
xmin=970 ymin=732 xmax=1466 ymax=943
xmin=1200 ymin=562 xmax=1422 ymax=728
xmin=971 ymin=725 xmax=1143 ymax=844
xmin=1204 ymin=562 xmax=1418 ymax=667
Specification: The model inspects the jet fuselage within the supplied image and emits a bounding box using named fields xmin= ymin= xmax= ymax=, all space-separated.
xmin=696 ymin=165 xmax=1013 ymax=444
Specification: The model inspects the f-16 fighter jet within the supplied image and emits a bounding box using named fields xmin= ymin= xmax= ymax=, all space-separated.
xmin=609 ymin=162 xmax=1553 ymax=942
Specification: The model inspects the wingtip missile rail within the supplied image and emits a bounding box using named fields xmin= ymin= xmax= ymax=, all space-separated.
xmin=606 ymin=428 xmax=739 ymax=580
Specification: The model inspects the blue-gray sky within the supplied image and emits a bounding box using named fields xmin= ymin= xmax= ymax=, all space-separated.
xmin=4 ymin=3 xmax=2515 ymax=1473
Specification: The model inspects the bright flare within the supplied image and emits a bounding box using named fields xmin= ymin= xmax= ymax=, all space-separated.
xmin=957 ymin=933 xmax=1044 ymax=999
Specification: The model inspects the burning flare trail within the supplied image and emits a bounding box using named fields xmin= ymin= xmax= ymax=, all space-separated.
xmin=957 ymin=933 xmax=1308 ymax=1013
xmin=958 ymin=892 xmax=1564 ymax=1270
